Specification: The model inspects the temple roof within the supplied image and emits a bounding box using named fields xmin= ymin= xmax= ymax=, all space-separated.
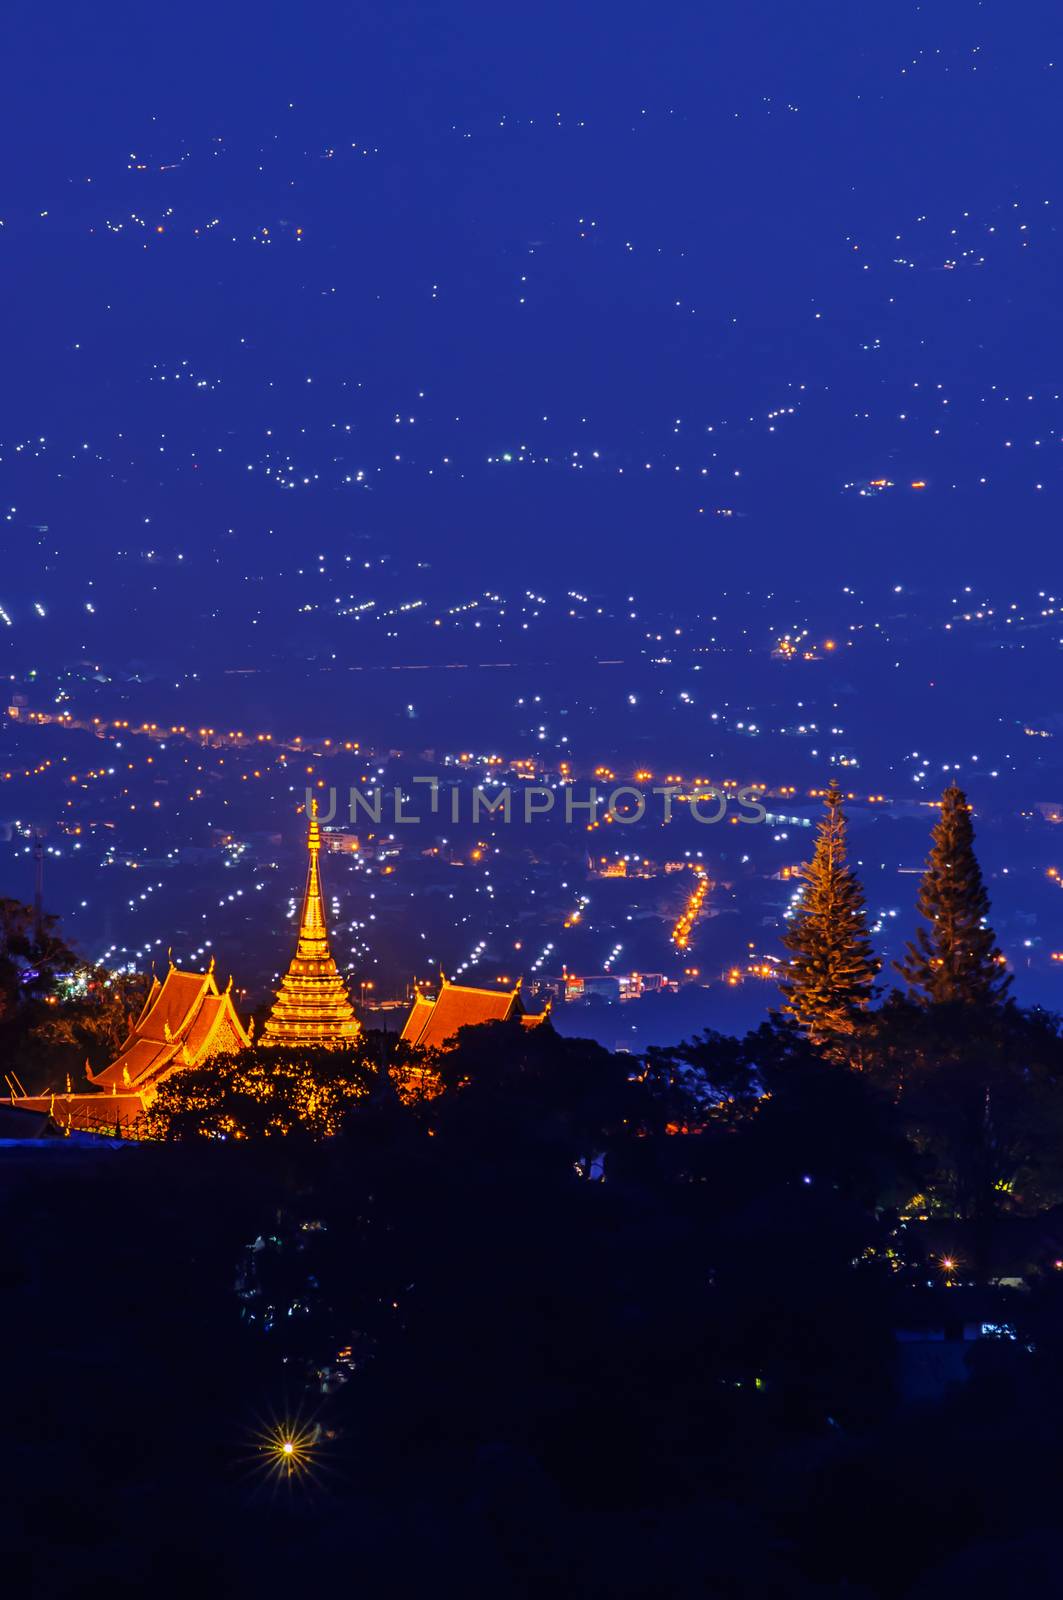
xmin=402 ymin=993 xmax=436 ymax=1041
xmin=9 ymin=1091 xmax=149 ymax=1134
xmin=400 ymin=977 xmax=550 ymax=1053
xmin=5 ymin=963 xmax=251 ymax=1136
xmin=91 ymin=964 xmax=250 ymax=1090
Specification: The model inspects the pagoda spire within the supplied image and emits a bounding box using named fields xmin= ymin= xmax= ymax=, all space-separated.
xmin=262 ymin=800 xmax=362 ymax=1047
xmin=296 ymin=797 xmax=330 ymax=960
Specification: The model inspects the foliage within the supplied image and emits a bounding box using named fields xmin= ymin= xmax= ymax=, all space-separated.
xmin=862 ymin=997 xmax=1063 ymax=1225
xmin=779 ymin=781 xmax=879 ymax=1042
xmin=0 ymin=896 xmax=77 ymax=1008
xmin=27 ymin=965 xmax=149 ymax=1086
xmin=144 ymin=1036 xmax=381 ymax=1141
xmin=0 ymin=898 xmax=84 ymax=1092
xmin=895 ymin=782 xmax=1011 ymax=1006
xmin=14 ymin=981 xmax=1063 ymax=1598
xmin=652 ymin=1015 xmax=918 ymax=1211
xmin=423 ymin=1015 xmax=647 ymax=1179
xmin=143 ymin=1029 xmax=441 ymax=1142
xmin=642 ymin=1025 xmax=757 ymax=1131
xmin=9 ymin=917 xmax=1063 ymax=1600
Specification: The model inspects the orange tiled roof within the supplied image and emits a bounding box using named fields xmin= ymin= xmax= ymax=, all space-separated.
xmin=183 ymin=991 xmax=242 ymax=1060
xmin=139 ymin=970 xmax=212 ymax=1042
xmin=91 ymin=965 xmax=250 ymax=1091
xmin=5 ymin=965 xmax=250 ymax=1135
xmin=92 ymin=1037 xmax=173 ymax=1089
xmin=400 ymin=978 xmax=549 ymax=1052
xmin=399 ymin=993 xmax=436 ymax=1044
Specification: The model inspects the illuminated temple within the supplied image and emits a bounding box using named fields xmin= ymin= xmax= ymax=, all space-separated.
xmin=3 ymin=803 xmax=556 ymax=1137
xmin=401 ymin=975 xmax=550 ymax=1052
xmin=8 ymin=963 xmax=251 ymax=1133
xmin=261 ymin=799 xmax=362 ymax=1046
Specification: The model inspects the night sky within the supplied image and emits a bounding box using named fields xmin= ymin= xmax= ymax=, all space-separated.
xmin=3 ymin=2 xmax=1063 ymax=1027
xmin=1 ymin=0 xmax=1061 ymax=625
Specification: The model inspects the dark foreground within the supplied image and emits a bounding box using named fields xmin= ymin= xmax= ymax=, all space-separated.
xmin=5 ymin=1078 xmax=1063 ymax=1600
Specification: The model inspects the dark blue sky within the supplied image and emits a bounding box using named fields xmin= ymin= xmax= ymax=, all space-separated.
xmin=1 ymin=0 xmax=1061 ymax=621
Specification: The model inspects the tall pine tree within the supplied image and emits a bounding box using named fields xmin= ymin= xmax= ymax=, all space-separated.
xmin=895 ymin=782 xmax=1010 ymax=1005
xmin=780 ymin=781 xmax=879 ymax=1040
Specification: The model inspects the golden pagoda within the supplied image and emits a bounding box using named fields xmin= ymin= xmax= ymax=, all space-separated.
xmin=262 ymin=799 xmax=362 ymax=1047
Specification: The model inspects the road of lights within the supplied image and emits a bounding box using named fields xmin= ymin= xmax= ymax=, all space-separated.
xmin=671 ymin=868 xmax=709 ymax=951
xmin=8 ymin=704 xmax=932 ymax=809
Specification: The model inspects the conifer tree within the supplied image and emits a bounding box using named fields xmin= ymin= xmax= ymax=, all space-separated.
xmin=895 ymin=782 xmax=1010 ymax=1005
xmin=780 ymin=781 xmax=880 ymax=1040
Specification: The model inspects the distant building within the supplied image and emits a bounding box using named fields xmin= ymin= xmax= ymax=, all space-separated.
xmin=568 ymin=975 xmax=622 ymax=1004
xmin=633 ymin=972 xmax=668 ymax=994
xmin=321 ymin=827 xmax=362 ymax=853
xmin=592 ymin=857 xmax=628 ymax=878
